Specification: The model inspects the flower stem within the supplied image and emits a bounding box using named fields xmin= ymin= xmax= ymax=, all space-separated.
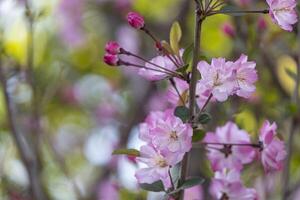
xmin=179 ymin=1 xmax=204 ymax=199
xmin=209 ymin=9 xmax=269 ymax=16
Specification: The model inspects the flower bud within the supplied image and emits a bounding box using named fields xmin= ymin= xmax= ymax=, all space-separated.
xmin=105 ymin=41 xmax=121 ymax=55
xmin=221 ymin=23 xmax=235 ymax=38
xmin=103 ymin=53 xmax=119 ymax=66
xmin=258 ymin=17 xmax=267 ymax=30
xmin=127 ymin=12 xmax=145 ymax=29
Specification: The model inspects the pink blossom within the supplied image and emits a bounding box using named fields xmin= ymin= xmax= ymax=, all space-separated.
xmin=166 ymin=78 xmax=189 ymax=107
xmin=266 ymin=0 xmax=298 ymax=31
xmin=196 ymin=82 xmax=214 ymax=109
xmin=127 ymin=12 xmax=145 ymax=29
xmin=135 ymin=145 xmax=172 ymax=189
xmin=258 ymin=17 xmax=268 ymax=30
xmin=103 ymin=53 xmax=119 ymax=66
xmin=105 ymin=41 xmax=121 ymax=55
xmin=259 ymin=120 xmax=287 ymax=172
xmin=210 ymin=169 xmax=257 ymax=200
xmin=222 ymin=22 xmax=235 ymax=38
xmin=138 ymin=56 xmax=177 ymax=81
xmin=232 ymin=54 xmax=257 ymax=98
xmin=203 ymin=122 xmax=255 ymax=171
xmin=197 ymin=58 xmax=235 ymax=102
xmin=98 ymin=180 xmax=119 ymax=200
xmin=184 ymin=185 xmax=203 ymax=200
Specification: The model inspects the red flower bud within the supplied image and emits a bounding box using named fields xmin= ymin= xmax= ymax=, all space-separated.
xmin=222 ymin=23 xmax=235 ymax=38
xmin=103 ymin=53 xmax=119 ymax=66
xmin=105 ymin=41 xmax=121 ymax=55
xmin=127 ymin=12 xmax=145 ymax=29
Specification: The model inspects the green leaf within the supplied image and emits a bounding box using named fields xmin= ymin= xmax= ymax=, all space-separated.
xmin=169 ymin=177 xmax=204 ymax=195
xmin=176 ymin=64 xmax=189 ymax=73
xmin=197 ymin=113 xmax=211 ymax=124
xmin=219 ymin=5 xmax=247 ymax=16
xmin=174 ymin=106 xmax=189 ymax=122
xmin=112 ymin=149 xmax=140 ymax=157
xmin=182 ymin=44 xmax=193 ymax=64
xmin=170 ymin=21 xmax=182 ymax=55
xmin=140 ymin=180 xmax=165 ymax=192
xmin=285 ymin=68 xmax=297 ymax=81
xmin=192 ymin=129 xmax=206 ymax=142
xmin=161 ymin=40 xmax=174 ymax=54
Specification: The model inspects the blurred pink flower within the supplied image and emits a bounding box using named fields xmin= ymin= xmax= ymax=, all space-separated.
xmin=258 ymin=17 xmax=268 ymax=30
xmin=127 ymin=12 xmax=145 ymax=29
xmin=184 ymin=185 xmax=203 ymax=200
xmin=210 ymin=169 xmax=257 ymax=200
xmin=222 ymin=22 xmax=235 ymax=38
xmin=105 ymin=41 xmax=121 ymax=55
xmin=259 ymin=120 xmax=287 ymax=172
xmin=232 ymin=54 xmax=257 ymax=98
xmin=197 ymin=58 xmax=235 ymax=102
xmin=138 ymin=56 xmax=177 ymax=80
xmin=103 ymin=53 xmax=119 ymax=66
xmin=135 ymin=145 xmax=172 ymax=189
xmin=203 ymin=122 xmax=255 ymax=171
xmin=98 ymin=180 xmax=119 ymax=200
xmin=266 ymin=0 xmax=298 ymax=31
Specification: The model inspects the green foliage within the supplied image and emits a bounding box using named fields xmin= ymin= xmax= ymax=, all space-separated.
xmin=140 ymin=180 xmax=165 ymax=192
xmin=168 ymin=177 xmax=204 ymax=195
xmin=112 ymin=149 xmax=140 ymax=157
xmin=192 ymin=129 xmax=206 ymax=142
xmin=174 ymin=106 xmax=190 ymax=122
xmin=170 ymin=21 xmax=182 ymax=56
xmin=197 ymin=112 xmax=212 ymax=124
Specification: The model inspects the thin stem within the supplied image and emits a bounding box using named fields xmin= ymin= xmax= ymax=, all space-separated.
xmin=201 ymin=142 xmax=262 ymax=148
xmin=208 ymin=9 xmax=269 ymax=16
xmin=179 ymin=1 xmax=203 ymax=199
xmin=200 ymin=93 xmax=213 ymax=112
xmin=169 ymin=78 xmax=186 ymax=105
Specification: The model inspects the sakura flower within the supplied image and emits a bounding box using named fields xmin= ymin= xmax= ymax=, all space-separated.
xmin=105 ymin=41 xmax=121 ymax=55
xmin=210 ymin=169 xmax=258 ymax=200
xmin=127 ymin=12 xmax=145 ymax=29
xmin=103 ymin=53 xmax=119 ymax=66
xmin=196 ymin=82 xmax=214 ymax=109
xmin=197 ymin=58 xmax=235 ymax=102
xmin=166 ymin=78 xmax=189 ymax=107
xmin=259 ymin=120 xmax=287 ymax=172
xmin=135 ymin=145 xmax=173 ymax=189
xmin=266 ymin=0 xmax=298 ymax=31
xmin=138 ymin=55 xmax=177 ymax=81
xmin=232 ymin=54 xmax=257 ymax=98
xmin=203 ymin=122 xmax=255 ymax=171
xmin=98 ymin=180 xmax=119 ymax=200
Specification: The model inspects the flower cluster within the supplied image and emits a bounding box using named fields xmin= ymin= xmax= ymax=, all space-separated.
xmin=203 ymin=121 xmax=287 ymax=199
xmin=135 ymin=110 xmax=193 ymax=189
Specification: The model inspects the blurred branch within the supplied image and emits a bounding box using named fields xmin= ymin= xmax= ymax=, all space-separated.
xmin=0 ymin=62 xmax=47 ymax=200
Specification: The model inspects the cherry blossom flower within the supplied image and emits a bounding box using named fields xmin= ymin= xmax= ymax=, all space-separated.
xmin=266 ymin=0 xmax=298 ymax=31
xmin=232 ymin=54 xmax=257 ymax=98
xmin=103 ymin=53 xmax=119 ymax=66
xmin=127 ymin=12 xmax=145 ymax=29
xmin=105 ymin=41 xmax=121 ymax=55
xmin=203 ymin=122 xmax=255 ymax=171
xmin=98 ymin=180 xmax=119 ymax=200
xmin=259 ymin=120 xmax=287 ymax=172
xmin=197 ymin=58 xmax=235 ymax=102
xmin=138 ymin=55 xmax=177 ymax=80
xmin=210 ymin=169 xmax=258 ymax=200
xmin=166 ymin=78 xmax=189 ymax=107
xmin=196 ymin=82 xmax=215 ymax=109
xmin=135 ymin=145 xmax=173 ymax=189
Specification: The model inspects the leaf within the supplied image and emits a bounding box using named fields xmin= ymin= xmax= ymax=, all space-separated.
xmin=197 ymin=113 xmax=211 ymax=124
xmin=161 ymin=40 xmax=174 ymax=54
xmin=176 ymin=64 xmax=189 ymax=74
xmin=174 ymin=106 xmax=189 ymax=122
xmin=112 ymin=149 xmax=140 ymax=157
xmin=285 ymin=68 xmax=297 ymax=81
xmin=219 ymin=5 xmax=247 ymax=16
xmin=140 ymin=180 xmax=165 ymax=192
xmin=170 ymin=21 xmax=182 ymax=55
xmin=182 ymin=44 xmax=193 ymax=64
xmin=192 ymin=129 xmax=206 ymax=142
xmin=168 ymin=177 xmax=204 ymax=195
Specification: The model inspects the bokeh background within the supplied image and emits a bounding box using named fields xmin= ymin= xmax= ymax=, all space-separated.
xmin=0 ymin=0 xmax=299 ymax=199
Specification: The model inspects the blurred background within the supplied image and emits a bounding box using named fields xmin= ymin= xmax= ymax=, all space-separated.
xmin=0 ymin=0 xmax=299 ymax=199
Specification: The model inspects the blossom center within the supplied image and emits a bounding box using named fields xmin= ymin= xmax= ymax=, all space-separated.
xmin=220 ymin=144 xmax=232 ymax=158
xmin=156 ymin=157 xmax=168 ymax=167
xmin=170 ymin=131 xmax=178 ymax=140
xmin=220 ymin=193 xmax=229 ymax=200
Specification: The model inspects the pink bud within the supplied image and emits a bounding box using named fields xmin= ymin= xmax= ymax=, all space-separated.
xmin=222 ymin=23 xmax=235 ymax=38
xmin=258 ymin=17 xmax=267 ymax=30
xmin=127 ymin=12 xmax=145 ymax=29
xmin=105 ymin=41 xmax=121 ymax=55
xmin=103 ymin=53 xmax=119 ymax=66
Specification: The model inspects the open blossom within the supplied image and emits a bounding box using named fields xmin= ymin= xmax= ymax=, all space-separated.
xmin=266 ymin=0 xmax=298 ymax=31
xmin=210 ymin=169 xmax=257 ymax=200
xmin=127 ymin=12 xmax=145 ymax=29
xmin=138 ymin=55 xmax=177 ymax=80
xmin=259 ymin=120 xmax=287 ymax=172
xmin=139 ymin=109 xmax=192 ymax=162
xmin=105 ymin=41 xmax=121 ymax=55
xmin=197 ymin=58 xmax=235 ymax=102
xmin=203 ymin=122 xmax=255 ymax=171
xmin=135 ymin=145 xmax=173 ymax=189
xmin=232 ymin=54 xmax=257 ymax=98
